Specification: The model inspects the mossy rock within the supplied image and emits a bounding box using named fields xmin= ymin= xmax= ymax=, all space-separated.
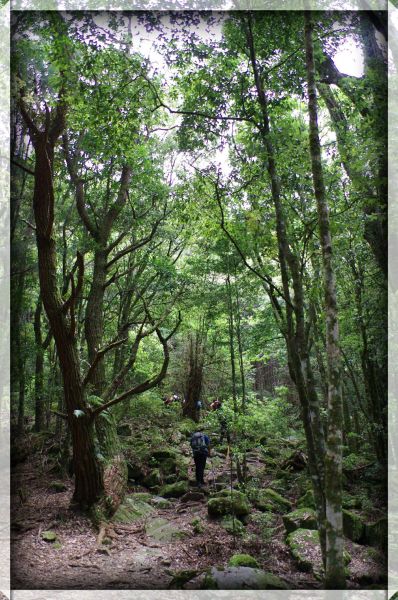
xmin=48 ymin=481 xmax=67 ymax=493
xmin=168 ymin=569 xmax=198 ymax=589
xmin=142 ymin=468 xmax=162 ymax=488
xmin=254 ymin=488 xmax=291 ymax=513
xmin=220 ymin=516 xmax=245 ymax=536
xmin=297 ymin=489 xmax=316 ymax=510
xmin=131 ymin=492 xmax=152 ymax=502
xmin=364 ymin=517 xmax=387 ymax=552
xmin=283 ymin=508 xmax=318 ymax=534
xmin=266 ymin=479 xmax=286 ymax=493
xmin=228 ymin=554 xmax=259 ymax=568
xmin=343 ymin=509 xmax=366 ymax=543
xmin=348 ymin=543 xmax=386 ymax=585
xmin=160 ymin=480 xmax=189 ymax=498
xmin=53 ymin=541 xmax=62 ymax=550
xmin=127 ymin=462 xmax=145 ymax=481
xmin=286 ymin=528 xmax=323 ymax=575
xmin=191 ymin=517 xmax=205 ymax=534
xmin=159 ymin=457 xmax=177 ymax=476
xmin=111 ymin=496 xmax=154 ymax=524
xmin=145 ymin=517 xmax=190 ymax=542
xmin=208 ymin=490 xmax=250 ymax=518
xmin=201 ymin=566 xmax=289 ymax=590
xmin=151 ymin=448 xmax=177 ymax=462
xmin=150 ymin=496 xmax=173 ymax=509
xmin=41 ymin=530 xmax=57 ymax=542
xmin=342 ymin=492 xmax=362 ymax=510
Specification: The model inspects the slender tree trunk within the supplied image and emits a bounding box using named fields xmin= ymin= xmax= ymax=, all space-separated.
xmin=305 ymin=12 xmax=345 ymax=589
xmin=226 ymin=275 xmax=238 ymax=413
xmin=34 ymin=295 xmax=45 ymax=432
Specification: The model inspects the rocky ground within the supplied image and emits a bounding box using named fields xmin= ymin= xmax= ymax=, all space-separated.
xmin=11 ymin=417 xmax=387 ymax=590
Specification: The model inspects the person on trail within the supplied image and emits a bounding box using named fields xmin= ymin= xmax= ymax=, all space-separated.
xmin=215 ymin=403 xmax=230 ymax=444
xmin=190 ymin=428 xmax=210 ymax=488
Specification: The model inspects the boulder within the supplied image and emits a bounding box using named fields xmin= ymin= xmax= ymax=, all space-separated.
xmin=150 ymin=496 xmax=173 ymax=509
xmin=181 ymin=491 xmax=206 ymax=503
xmin=201 ymin=567 xmax=289 ymax=590
xmin=364 ymin=517 xmax=387 ymax=553
xmin=281 ymin=450 xmax=307 ymax=472
xmin=343 ymin=509 xmax=366 ymax=543
xmin=127 ymin=462 xmax=145 ymax=481
xmin=286 ymin=528 xmax=323 ymax=577
xmin=283 ymin=508 xmax=318 ymax=534
xmin=254 ymin=488 xmax=292 ymax=513
xmin=220 ymin=516 xmax=245 ymax=536
xmin=142 ymin=468 xmax=162 ymax=488
xmin=160 ymin=480 xmax=189 ymax=498
xmin=159 ymin=457 xmax=177 ymax=476
xmin=208 ymin=490 xmax=250 ymax=518
xmin=112 ymin=495 xmax=154 ymax=524
xmin=228 ymin=554 xmax=259 ymax=568
xmin=145 ymin=517 xmax=190 ymax=542
xmin=151 ymin=448 xmax=177 ymax=462
xmin=48 ymin=481 xmax=67 ymax=493
xmin=348 ymin=544 xmax=386 ymax=585
xmin=297 ymin=489 xmax=316 ymax=510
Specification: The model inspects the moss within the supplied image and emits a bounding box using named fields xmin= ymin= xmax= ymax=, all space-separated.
xmin=160 ymin=457 xmax=177 ymax=476
xmin=286 ymin=528 xmax=321 ymax=573
xmin=228 ymin=554 xmax=259 ymax=568
xmin=52 ymin=541 xmax=62 ymax=550
xmin=208 ymin=492 xmax=250 ymax=518
xmin=254 ymin=488 xmax=291 ymax=513
xmin=142 ymin=468 xmax=162 ymax=488
xmin=151 ymin=448 xmax=177 ymax=462
xmin=168 ymin=569 xmax=198 ymax=589
xmin=191 ymin=517 xmax=205 ymax=534
xmin=48 ymin=481 xmax=68 ymax=493
xmin=160 ymin=480 xmax=189 ymax=498
xmin=220 ymin=516 xmax=245 ymax=535
xmin=111 ymin=496 xmax=154 ymax=524
xmin=297 ymin=489 xmax=316 ymax=509
xmin=343 ymin=509 xmax=366 ymax=543
xmin=41 ymin=530 xmax=57 ymax=542
xmin=364 ymin=517 xmax=387 ymax=552
xmin=283 ymin=508 xmax=318 ymax=534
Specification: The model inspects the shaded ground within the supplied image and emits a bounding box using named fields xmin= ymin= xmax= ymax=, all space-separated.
xmin=11 ymin=426 xmax=386 ymax=590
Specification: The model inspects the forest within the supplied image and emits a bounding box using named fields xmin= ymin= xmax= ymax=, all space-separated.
xmin=10 ymin=9 xmax=388 ymax=591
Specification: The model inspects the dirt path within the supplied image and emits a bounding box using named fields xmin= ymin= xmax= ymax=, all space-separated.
xmin=11 ymin=449 xmax=318 ymax=590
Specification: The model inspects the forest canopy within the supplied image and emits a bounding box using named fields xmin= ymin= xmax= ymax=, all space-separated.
xmin=11 ymin=10 xmax=387 ymax=591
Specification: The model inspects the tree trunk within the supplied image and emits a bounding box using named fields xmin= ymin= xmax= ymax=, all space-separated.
xmin=34 ymin=295 xmax=45 ymax=432
xmin=305 ymin=12 xmax=345 ymax=589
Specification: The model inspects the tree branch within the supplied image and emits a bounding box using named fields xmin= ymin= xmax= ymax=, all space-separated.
xmin=83 ymin=336 xmax=128 ymax=388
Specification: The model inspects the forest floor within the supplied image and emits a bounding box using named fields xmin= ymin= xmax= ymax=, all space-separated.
xmin=11 ymin=414 xmax=387 ymax=590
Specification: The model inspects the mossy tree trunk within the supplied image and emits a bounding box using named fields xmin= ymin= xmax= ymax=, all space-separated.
xmin=304 ymin=11 xmax=345 ymax=589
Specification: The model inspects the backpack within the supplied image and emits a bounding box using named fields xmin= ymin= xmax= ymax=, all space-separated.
xmin=190 ymin=432 xmax=208 ymax=454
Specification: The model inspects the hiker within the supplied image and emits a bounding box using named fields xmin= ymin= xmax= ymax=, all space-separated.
xmin=210 ymin=398 xmax=221 ymax=411
xmin=190 ymin=428 xmax=211 ymax=488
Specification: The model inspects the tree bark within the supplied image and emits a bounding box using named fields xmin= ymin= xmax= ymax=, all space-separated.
xmin=305 ymin=12 xmax=345 ymax=589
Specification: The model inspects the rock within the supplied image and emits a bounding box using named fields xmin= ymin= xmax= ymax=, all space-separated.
xmin=220 ymin=516 xmax=245 ymax=536
xmin=281 ymin=450 xmax=307 ymax=472
xmin=142 ymin=468 xmax=162 ymax=488
xmin=152 ymin=448 xmax=177 ymax=462
xmin=181 ymin=491 xmax=205 ymax=503
xmin=41 ymin=530 xmax=57 ymax=542
xmin=127 ymin=462 xmax=145 ymax=481
xmin=48 ymin=481 xmax=67 ymax=493
xmin=364 ymin=517 xmax=387 ymax=553
xmin=283 ymin=508 xmax=318 ymax=534
xmin=348 ymin=544 xmax=386 ymax=585
xmin=343 ymin=509 xmax=366 ymax=543
xmin=117 ymin=423 xmax=132 ymax=436
xmin=169 ymin=569 xmax=198 ymax=589
xmin=111 ymin=495 xmax=154 ymax=524
xmin=191 ymin=517 xmax=205 ymax=534
xmin=201 ymin=567 xmax=289 ymax=590
xmin=254 ymin=488 xmax=292 ymax=513
xmin=286 ymin=528 xmax=323 ymax=576
xmin=145 ymin=517 xmax=190 ymax=542
xmin=160 ymin=457 xmax=177 ymax=475
xmin=297 ymin=489 xmax=316 ymax=510
xmin=228 ymin=554 xmax=259 ymax=568
xmin=150 ymin=496 xmax=173 ymax=509
xmin=208 ymin=490 xmax=250 ymax=518
xmin=164 ymin=474 xmax=177 ymax=484
xmin=160 ymin=480 xmax=189 ymax=498
xmin=342 ymin=492 xmax=362 ymax=510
